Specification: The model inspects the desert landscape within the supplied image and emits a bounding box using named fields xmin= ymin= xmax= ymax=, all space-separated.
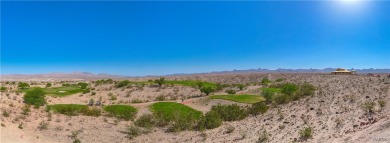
xmin=1 ymin=73 xmax=390 ymax=143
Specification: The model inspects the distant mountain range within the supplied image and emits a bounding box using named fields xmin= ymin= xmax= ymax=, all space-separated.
xmin=206 ymin=68 xmax=390 ymax=74
xmin=1 ymin=68 xmax=389 ymax=81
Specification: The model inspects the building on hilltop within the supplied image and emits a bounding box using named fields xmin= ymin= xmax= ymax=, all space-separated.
xmin=331 ymin=68 xmax=356 ymax=75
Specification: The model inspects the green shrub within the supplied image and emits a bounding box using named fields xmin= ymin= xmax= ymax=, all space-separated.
xmin=200 ymin=86 xmax=215 ymax=96
xmin=281 ymin=83 xmax=298 ymax=96
xmin=261 ymin=77 xmax=271 ymax=85
xmin=23 ymin=88 xmax=46 ymax=108
xmin=91 ymin=92 xmax=96 ymax=95
xmin=116 ymin=80 xmax=130 ymax=88
xmin=261 ymin=89 xmax=274 ymax=103
xmin=378 ymin=100 xmax=386 ymax=109
xmin=125 ymin=125 xmax=141 ymax=140
xmin=299 ymin=127 xmax=313 ymax=140
xmin=104 ymin=105 xmax=137 ymax=121
xmin=131 ymin=99 xmax=143 ymax=103
xmin=18 ymin=82 xmax=30 ymax=89
xmin=46 ymin=83 xmax=52 ymax=88
xmin=48 ymin=104 xmax=88 ymax=116
xmin=362 ymin=101 xmax=376 ymax=113
xmin=154 ymin=77 xmax=165 ymax=87
xmin=135 ymin=114 xmax=156 ymax=129
xmin=236 ymin=84 xmax=245 ymax=91
xmin=203 ymin=110 xmax=222 ymax=129
xmin=275 ymin=78 xmax=284 ymax=82
xmin=249 ymin=102 xmax=269 ymax=115
xmin=274 ymin=94 xmax=289 ymax=105
xmin=77 ymin=82 xmax=88 ymax=89
xmin=211 ymin=104 xmax=247 ymax=121
xmin=225 ymin=89 xmax=236 ymax=94
xmin=0 ymin=86 xmax=6 ymax=91
xmin=81 ymin=107 xmax=101 ymax=117
xmin=155 ymin=95 xmax=166 ymax=101
xmin=299 ymin=83 xmax=315 ymax=96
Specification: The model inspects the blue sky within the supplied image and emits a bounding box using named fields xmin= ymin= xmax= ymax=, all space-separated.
xmin=2 ymin=1 xmax=389 ymax=75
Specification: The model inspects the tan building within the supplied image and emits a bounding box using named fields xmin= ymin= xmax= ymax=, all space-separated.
xmin=331 ymin=68 xmax=356 ymax=75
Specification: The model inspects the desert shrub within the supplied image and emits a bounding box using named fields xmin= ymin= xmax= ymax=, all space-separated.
xmin=257 ymin=130 xmax=269 ymax=143
xmin=261 ymin=77 xmax=271 ymax=85
xmin=225 ymin=89 xmax=236 ymax=94
xmin=275 ymin=78 xmax=284 ymax=82
xmin=110 ymin=95 xmax=117 ymax=100
xmin=69 ymin=130 xmax=81 ymax=143
xmin=18 ymin=123 xmax=23 ymax=129
xmin=200 ymin=86 xmax=215 ymax=96
xmin=116 ymin=80 xmax=130 ymax=88
xmin=104 ymin=105 xmax=137 ymax=121
xmin=261 ymin=89 xmax=274 ymax=103
xmin=91 ymin=92 xmax=96 ymax=95
xmin=155 ymin=95 xmax=166 ymax=101
xmin=299 ymin=127 xmax=313 ymax=140
xmin=18 ymin=82 xmax=30 ymax=89
xmin=38 ymin=120 xmax=49 ymax=130
xmin=131 ymin=99 xmax=143 ymax=103
xmin=82 ymin=88 xmax=90 ymax=94
xmin=46 ymin=83 xmax=52 ymax=88
xmin=0 ymin=86 xmax=6 ymax=91
xmin=22 ymin=105 xmax=31 ymax=115
xmin=196 ymin=82 xmax=204 ymax=89
xmin=378 ymin=100 xmax=386 ymax=110
xmin=154 ymin=77 xmax=165 ymax=87
xmin=361 ymin=101 xmax=376 ymax=113
xmin=81 ymin=107 xmax=101 ymax=117
xmin=249 ymin=102 xmax=269 ymax=115
xmin=48 ymin=104 xmax=88 ymax=116
xmin=281 ymin=83 xmax=298 ymax=96
xmin=23 ymin=87 xmax=46 ymax=108
xmin=203 ymin=110 xmax=222 ymax=129
xmin=225 ymin=125 xmax=235 ymax=134
xmin=273 ymin=94 xmax=289 ymax=105
xmin=124 ymin=125 xmax=141 ymax=140
xmin=211 ymin=104 xmax=247 ymax=121
xmin=299 ymin=83 xmax=316 ymax=96
xmin=135 ymin=114 xmax=156 ymax=129
xmin=2 ymin=110 xmax=10 ymax=117
xmin=62 ymin=83 xmax=71 ymax=87
xmin=236 ymin=84 xmax=245 ymax=90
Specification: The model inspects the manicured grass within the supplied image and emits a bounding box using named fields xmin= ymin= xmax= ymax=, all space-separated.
xmin=150 ymin=102 xmax=203 ymax=121
xmin=165 ymin=80 xmax=217 ymax=88
xmin=47 ymin=104 xmax=88 ymax=116
xmin=104 ymin=105 xmax=138 ymax=121
xmin=209 ymin=94 xmax=265 ymax=104
xmin=21 ymin=86 xmax=85 ymax=97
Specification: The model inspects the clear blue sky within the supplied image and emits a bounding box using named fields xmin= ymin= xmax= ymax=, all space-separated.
xmin=2 ymin=1 xmax=390 ymax=75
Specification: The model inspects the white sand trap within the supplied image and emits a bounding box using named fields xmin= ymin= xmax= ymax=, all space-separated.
xmin=58 ymin=91 xmax=66 ymax=93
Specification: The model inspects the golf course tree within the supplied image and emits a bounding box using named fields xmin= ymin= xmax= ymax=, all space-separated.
xmin=200 ymin=86 xmax=215 ymax=96
xmin=23 ymin=87 xmax=46 ymax=108
xmin=78 ymin=82 xmax=88 ymax=89
xmin=46 ymin=83 xmax=52 ymax=88
xmin=154 ymin=77 xmax=165 ymax=87
xmin=18 ymin=82 xmax=30 ymax=89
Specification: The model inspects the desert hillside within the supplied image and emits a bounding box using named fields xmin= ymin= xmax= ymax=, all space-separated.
xmin=1 ymin=73 xmax=390 ymax=143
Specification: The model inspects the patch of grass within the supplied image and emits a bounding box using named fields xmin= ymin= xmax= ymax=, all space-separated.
xmin=104 ymin=105 xmax=137 ymax=121
xmin=21 ymin=86 xmax=86 ymax=97
xmin=209 ymin=94 xmax=265 ymax=104
xmin=150 ymin=102 xmax=203 ymax=132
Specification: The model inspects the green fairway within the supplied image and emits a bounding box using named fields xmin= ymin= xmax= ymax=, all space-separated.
xmin=150 ymin=102 xmax=203 ymax=120
xmin=21 ymin=86 xmax=85 ymax=97
xmin=209 ymin=94 xmax=265 ymax=104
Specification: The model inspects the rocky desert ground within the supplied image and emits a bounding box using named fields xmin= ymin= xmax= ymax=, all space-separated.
xmin=1 ymin=73 xmax=390 ymax=143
